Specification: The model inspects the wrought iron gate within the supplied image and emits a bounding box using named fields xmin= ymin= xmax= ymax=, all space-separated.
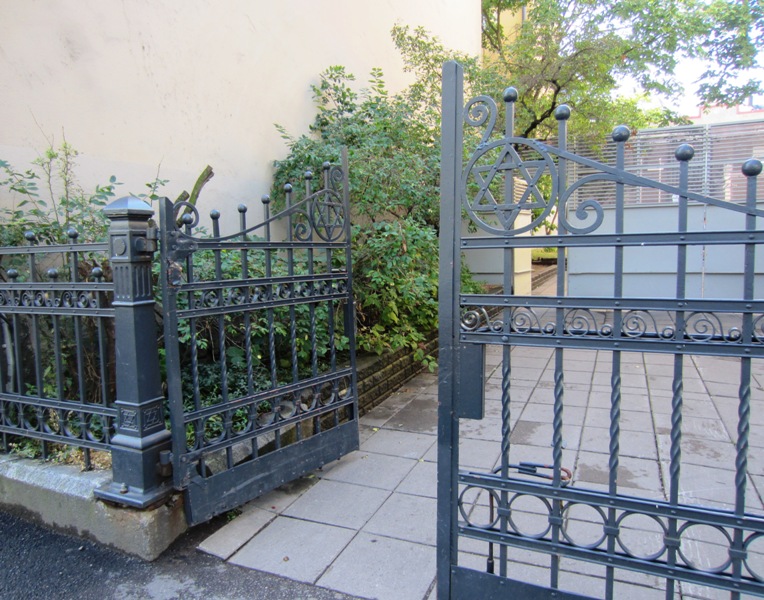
xmin=159 ymin=153 xmax=358 ymax=525
xmin=438 ymin=61 xmax=764 ymax=598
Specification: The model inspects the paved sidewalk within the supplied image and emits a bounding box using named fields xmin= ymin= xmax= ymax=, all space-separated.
xmin=198 ymin=269 xmax=764 ymax=600
xmin=199 ymin=372 xmax=441 ymax=600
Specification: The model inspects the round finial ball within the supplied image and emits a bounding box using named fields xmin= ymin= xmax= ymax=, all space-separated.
xmin=237 ymin=204 xmax=247 ymax=213
xmin=283 ymin=183 xmax=293 ymax=193
xmin=304 ymin=170 xmax=313 ymax=180
xmin=322 ymin=161 xmax=331 ymax=171
xmin=612 ymin=125 xmax=631 ymax=143
xmin=555 ymin=105 xmax=571 ymax=121
xmin=209 ymin=209 xmax=220 ymax=220
xmin=24 ymin=231 xmax=36 ymax=242
xmin=181 ymin=213 xmax=194 ymax=225
xmin=47 ymin=268 xmax=59 ymax=280
xmin=261 ymin=194 xmax=271 ymax=205
xmin=67 ymin=228 xmax=79 ymax=240
xmin=7 ymin=268 xmax=18 ymax=280
xmin=91 ymin=267 xmax=103 ymax=279
xmin=742 ymin=158 xmax=763 ymax=177
xmin=503 ymin=87 xmax=518 ymax=103
xmin=675 ymin=143 xmax=694 ymax=162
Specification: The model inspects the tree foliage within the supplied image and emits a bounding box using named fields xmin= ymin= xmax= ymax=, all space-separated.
xmin=481 ymin=0 xmax=763 ymax=140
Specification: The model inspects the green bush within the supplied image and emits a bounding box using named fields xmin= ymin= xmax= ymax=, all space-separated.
xmin=272 ymin=29 xmax=488 ymax=369
xmin=0 ymin=141 xmax=119 ymax=246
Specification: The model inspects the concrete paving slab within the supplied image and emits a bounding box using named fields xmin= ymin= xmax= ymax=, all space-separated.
xmin=320 ymin=451 xmax=417 ymax=490
xmin=520 ymin=403 xmax=586 ymax=425
xmin=547 ymin=369 xmax=593 ymax=385
xmin=229 ymin=516 xmax=355 ymax=584
xmin=678 ymin=415 xmax=732 ymax=441
xmin=428 ymin=436 xmax=504 ymax=469
xmin=563 ymin=359 xmax=598 ymax=373
xmin=648 ymin=374 xmax=708 ymax=394
xmin=644 ymin=363 xmax=677 ymax=377
xmin=459 ymin=414 xmax=505 ymax=443
xmin=245 ymin=474 xmax=319 ymax=514
xmin=693 ymin=356 xmax=744 ymax=384
xmin=682 ymin=396 xmax=717 ymax=414
xmin=580 ymin=426 xmax=659 ymax=460
xmin=359 ymin=390 xmax=418 ymax=428
xmin=197 ymin=507 xmax=275 ymax=559
xmin=619 ymin=373 xmax=649 ymax=390
xmin=317 ymin=532 xmax=435 ymax=600
xmin=714 ymin=397 xmax=764 ymax=426
xmin=509 ymin=355 xmax=551 ymax=370
xmin=382 ymin=389 xmax=424 ymax=409
xmin=396 ymin=460 xmax=437 ymax=498
xmin=358 ymin=423 xmax=377 ymax=445
xmin=360 ymin=428 xmax=436 ymax=460
xmin=283 ymin=479 xmax=390 ymax=530
xmin=621 ymin=409 xmax=657 ymax=432
xmin=385 ymin=397 xmax=439 ymax=435
xmin=656 ymin=435 xmax=737 ymax=469
xmin=399 ymin=373 xmax=438 ymax=392
xmin=363 ymin=492 xmax=437 ymax=546
xmin=575 ymin=451 xmax=662 ymax=491
xmin=510 ymin=420 xmax=582 ymax=450
xmin=672 ymin=462 xmax=740 ymax=510
xmin=591 ymin=372 xmax=614 ymax=387
xmin=486 ymin=382 xmax=534 ymax=402
xmin=503 ymin=442 xmax=570 ymax=469
xmin=620 ymin=392 xmax=652 ymax=412
xmin=513 ymin=367 xmax=545 ymax=382
xmin=455 ymin=437 xmax=501 ymax=470
xmin=561 ymin=388 xmax=593 ymax=406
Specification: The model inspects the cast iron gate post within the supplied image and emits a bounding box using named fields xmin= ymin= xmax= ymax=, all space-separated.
xmin=95 ymin=196 xmax=173 ymax=508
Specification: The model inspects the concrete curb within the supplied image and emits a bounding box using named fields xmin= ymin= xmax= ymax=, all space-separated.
xmin=0 ymin=454 xmax=186 ymax=560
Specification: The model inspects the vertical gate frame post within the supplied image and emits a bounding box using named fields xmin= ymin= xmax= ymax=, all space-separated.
xmin=437 ymin=60 xmax=464 ymax=600
xmin=95 ymin=196 xmax=173 ymax=509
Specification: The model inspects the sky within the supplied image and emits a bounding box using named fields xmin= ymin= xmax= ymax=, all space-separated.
xmin=660 ymin=58 xmax=764 ymax=117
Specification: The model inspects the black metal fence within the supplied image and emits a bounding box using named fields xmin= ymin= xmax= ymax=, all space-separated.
xmin=0 ymin=231 xmax=115 ymax=469
xmin=158 ymin=158 xmax=359 ymax=524
xmin=0 ymin=155 xmax=358 ymax=521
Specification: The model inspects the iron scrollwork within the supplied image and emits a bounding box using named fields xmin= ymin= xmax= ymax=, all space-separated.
xmin=461 ymin=304 xmax=758 ymax=346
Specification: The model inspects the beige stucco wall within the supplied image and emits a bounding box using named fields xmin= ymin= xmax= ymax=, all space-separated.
xmin=0 ymin=0 xmax=480 ymax=229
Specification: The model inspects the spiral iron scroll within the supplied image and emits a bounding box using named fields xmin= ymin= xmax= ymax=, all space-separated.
xmin=461 ymin=306 xmax=759 ymax=344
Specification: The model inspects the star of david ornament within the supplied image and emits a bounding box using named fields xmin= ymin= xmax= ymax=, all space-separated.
xmin=310 ymin=190 xmax=345 ymax=242
xmin=462 ymin=138 xmax=558 ymax=236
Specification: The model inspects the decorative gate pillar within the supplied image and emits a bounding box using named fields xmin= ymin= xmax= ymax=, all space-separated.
xmin=95 ymin=196 xmax=173 ymax=508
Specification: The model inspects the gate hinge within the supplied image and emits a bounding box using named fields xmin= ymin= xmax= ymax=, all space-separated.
xmin=168 ymin=231 xmax=197 ymax=262
xmin=157 ymin=449 xmax=173 ymax=478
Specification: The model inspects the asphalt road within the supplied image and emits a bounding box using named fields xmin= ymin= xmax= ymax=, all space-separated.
xmin=0 ymin=510 xmax=359 ymax=600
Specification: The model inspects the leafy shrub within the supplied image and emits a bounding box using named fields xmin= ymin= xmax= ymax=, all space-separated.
xmin=272 ymin=29 xmax=488 ymax=368
xmin=0 ymin=141 xmax=118 ymax=246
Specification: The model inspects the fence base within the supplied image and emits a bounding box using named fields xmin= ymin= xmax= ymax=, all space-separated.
xmin=0 ymin=455 xmax=186 ymax=560
xmin=94 ymin=478 xmax=175 ymax=510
